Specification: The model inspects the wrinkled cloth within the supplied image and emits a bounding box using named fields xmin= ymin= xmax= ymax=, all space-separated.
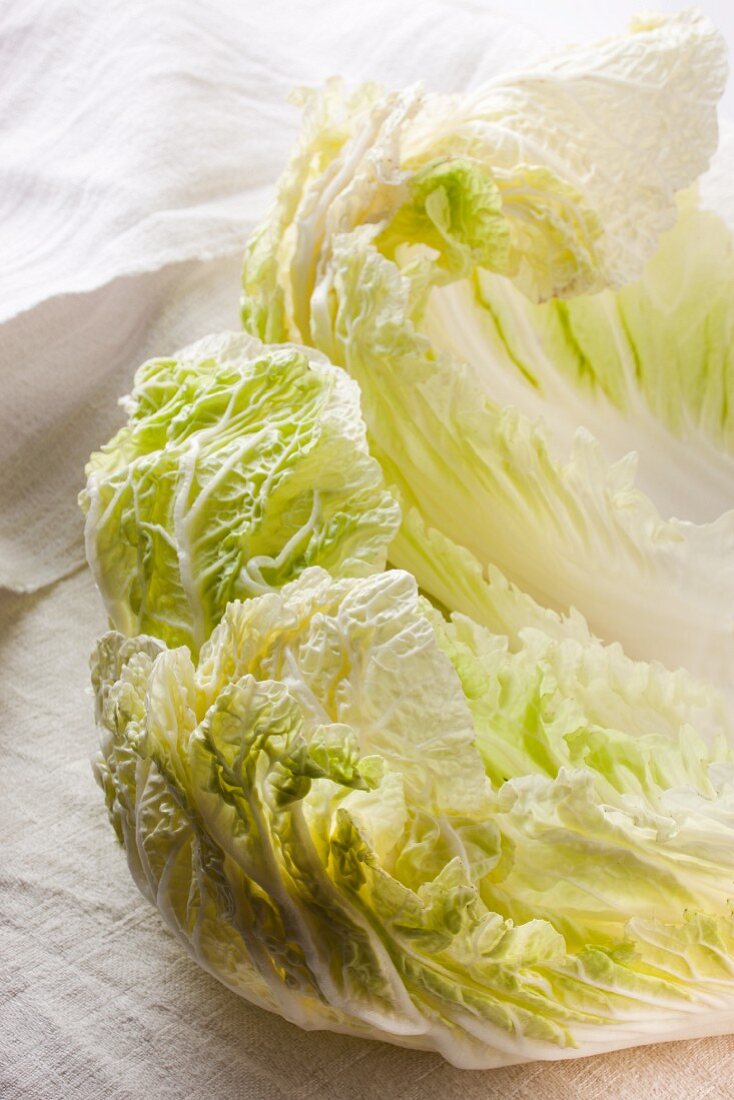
xmin=2 ymin=1 xmax=734 ymax=1096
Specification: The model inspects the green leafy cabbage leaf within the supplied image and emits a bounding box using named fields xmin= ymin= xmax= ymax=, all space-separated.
xmin=93 ymin=568 xmax=734 ymax=1068
xmin=80 ymin=332 xmax=400 ymax=652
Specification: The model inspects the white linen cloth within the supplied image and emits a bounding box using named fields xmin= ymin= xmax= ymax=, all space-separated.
xmin=2 ymin=2 xmax=733 ymax=1096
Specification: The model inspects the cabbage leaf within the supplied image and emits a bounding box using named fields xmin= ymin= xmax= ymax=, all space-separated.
xmin=80 ymin=332 xmax=399 ymax=651
xmin=93 ymin=568 xmax=734 ymax=1068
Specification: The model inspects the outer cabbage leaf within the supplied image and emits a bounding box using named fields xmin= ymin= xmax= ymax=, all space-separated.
xmin=80 ymin=331 xmax=399 ymax=652
xmin=240 ymin=14 xmax=733 ymax=687
xmin=93 ymin=568 xmax=734 ymax=1067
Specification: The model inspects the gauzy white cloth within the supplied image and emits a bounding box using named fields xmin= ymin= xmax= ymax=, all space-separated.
xmin=2 ymin=2 xmax=734 ymax=1098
